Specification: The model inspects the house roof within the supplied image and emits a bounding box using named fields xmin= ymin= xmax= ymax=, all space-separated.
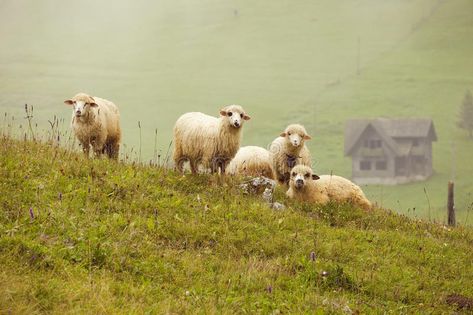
xmin=344 ymin=118 xmax=437 ymax=156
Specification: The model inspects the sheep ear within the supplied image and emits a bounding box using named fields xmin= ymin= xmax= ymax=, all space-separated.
xmin=280 ymin=132 xmax=287 ymax=137
xmin=64 ymin=99 xmax=74 ymax=105
xmin=312 ymin=174 xmax=320 ymax=180
xmin=220 ymin=110 xmax=227 ymax=116
xmin=243 ymin=114 xmax=251 ymax=121
xmin=304 ymin=134 xmax=312 ymax=140
xmin=89 ymin=97 xmax=98 ymax=107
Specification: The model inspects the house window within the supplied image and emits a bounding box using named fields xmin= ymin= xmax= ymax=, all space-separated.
xmin=369 ymin=139 xmax=382 ymax=149
xmin=360 ymin=161 xmax=371 ymax=170
xmin=375 ymin=160 xmax=387 ymax=170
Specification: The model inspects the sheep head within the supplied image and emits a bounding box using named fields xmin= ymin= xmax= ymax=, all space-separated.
xmin=280 ymin=124 xmax=311 ymax=148
xmin=289 ymin=165 xmax=320 ymax=190
xmin=219 ymin=105 xmax=251 ymax=129
xmin=64 ymin=93 xmax=98 ymax=118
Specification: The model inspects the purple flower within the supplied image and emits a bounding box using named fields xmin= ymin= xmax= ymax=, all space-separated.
xmin=266 ymin=285 xmax=273 ymax=294
xmin=310 ymin=251 xmax=316 ymax=261
xmin=58 ymin=192 xmax=62 ymax=201
xmin=29 ymin=207 xmax=34 ymax=219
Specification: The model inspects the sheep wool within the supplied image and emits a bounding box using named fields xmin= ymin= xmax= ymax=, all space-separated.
xmin=65 ymin=93 xmax=121 ymax=159
xmin=286 ymin=165 xmax=372 ymax=211
xmin=173 ymin=105 xmax=250 ymax=174
xmin=226 ymin=146 xmax=276 ymax=179
xmin=270 ymin=124 xmax=312 ymax=184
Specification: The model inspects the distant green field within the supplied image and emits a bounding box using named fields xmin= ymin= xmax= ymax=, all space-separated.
xmin=1 ymin=0 xmax=472 ymax=223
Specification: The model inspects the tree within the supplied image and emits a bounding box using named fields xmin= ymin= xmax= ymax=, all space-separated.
xmin=458 ymin=90 xmax=473 ymax=138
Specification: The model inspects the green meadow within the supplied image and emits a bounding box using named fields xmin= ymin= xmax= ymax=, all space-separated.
xmin=1 ymin=0 xmax=473 ymax=223
xmin=1 ymin=138 xmax=472 ymax=313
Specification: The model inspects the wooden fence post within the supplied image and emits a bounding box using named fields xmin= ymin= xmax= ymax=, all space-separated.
xmin=447 ymin=181 xmax=455 ymax=226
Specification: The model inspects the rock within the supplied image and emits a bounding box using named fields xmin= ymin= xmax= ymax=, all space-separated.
xmin=271 ymin=202 xmax=285 ymax=211
xmin=238 ymin=176 xmax=286 ymax=210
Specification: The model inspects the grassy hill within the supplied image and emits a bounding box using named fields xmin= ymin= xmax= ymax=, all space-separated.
xmin=299 ymin=0 xmax=473 ymax=224
xmin=1 ymin=0 xmax=473 ymax=222
xmin=1 ymin=137 xmax=472 ymax=313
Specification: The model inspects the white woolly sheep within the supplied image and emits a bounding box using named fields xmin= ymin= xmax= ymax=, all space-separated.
xmin=226 ymin=146 xmax=276 ymax=179
xmin=286 ymin=165 xmax=372 ymax=211
xmin=64 ymin=93 xmax=121 ymax=159
xmin=173 ymin=105 xmax=251 ymax=174
xmin=269 ymin=124 xmax=312 ymax=184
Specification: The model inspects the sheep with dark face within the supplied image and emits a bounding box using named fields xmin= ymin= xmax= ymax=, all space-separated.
xmin=269 ymin=124 xmax=312 ymax=184
xmin=173 ymin=105 xmax=251 ymax=174
xmin=286 ymin=165 xmax=372 ymax=210
xmin=64 ymin=93 xmax=121 ymax=159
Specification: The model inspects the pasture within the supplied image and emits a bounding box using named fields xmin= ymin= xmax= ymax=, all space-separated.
xmin=1 ymin=0 xmax=472 ymax=223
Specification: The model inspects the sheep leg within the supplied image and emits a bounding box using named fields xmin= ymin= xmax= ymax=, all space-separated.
xmin=110 ymin=142 xmax=120 ymax=160
xmin=93 ymin=148 xmax=103 ymax=158
xmin=175 ymin=156 xmax=186 ymax=173
xmin=220 ymin=160 xmax=228 ymax=175
xmin=209 ymin=162 xmax=218 ymax=174
xmin=80 ymin=141 xmax=90 ymax=158
xmin=210 ymin=157 xmax=222 ymax=174
xmin=190 ymin=159 xmax=198 ymax=174
xmin=105 ymin=140 xmax=120 ymax=160
xmin=92 ymin=142 xmax=104 ymax=158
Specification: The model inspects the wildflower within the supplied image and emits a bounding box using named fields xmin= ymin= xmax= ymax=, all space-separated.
xmin=310 ymin=251 xmax=316 ymax=261
xmin=58 ymin=192 xmax=62 ymax=201
xmin=29 ymin=207 xmax=34 ymax=220
xmin=266 ymin=285 xmax=273 ymax=294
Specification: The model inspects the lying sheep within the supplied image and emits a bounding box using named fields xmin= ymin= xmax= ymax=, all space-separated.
xmin=64 ymin=93 xmax=121 ymax=159
xmin=286 ymin=165 xmax=372 ymax=210
xmin=269 ymin=124 xmax=312 ymax=184
xmin=226 ymin=146 xmax=276 ymax=179
xmin=173 ymin=105 xmax=251 ymax=174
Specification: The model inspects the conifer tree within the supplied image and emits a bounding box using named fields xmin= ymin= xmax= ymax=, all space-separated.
xmin=458 ymin=90 xmax=473 ymax=138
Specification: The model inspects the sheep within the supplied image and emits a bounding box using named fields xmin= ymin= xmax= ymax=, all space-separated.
xmin=286 ymin=165 xmax=372 ymax=211
xmin=269 ymin=124 xmax=312 ymax=184
xmin=64 ymin=93 xmax=121 ymax=159
xmin=173 ymin=105 xmax=251 ymax=174
xmin=226 ymin=146 xmax=276 ymax=179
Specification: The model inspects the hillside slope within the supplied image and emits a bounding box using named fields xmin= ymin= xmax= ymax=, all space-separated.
xmin=297 ymin=0 xmax=473 ymax=222
xmin=1 ymin=0 xmax=472 ymax=224
xmin=1 ymin=138 xmax=472 ymax=313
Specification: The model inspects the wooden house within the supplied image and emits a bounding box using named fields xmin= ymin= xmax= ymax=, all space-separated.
xmin=344 ymin=118 xmax=437 ymax=185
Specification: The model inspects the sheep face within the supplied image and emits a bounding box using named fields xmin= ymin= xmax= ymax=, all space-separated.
xmin=290 ymin=165 xmax=320 ymax=190
xmin=64 ymin=93 xmax=98 ymax=118
xmin=220 ymin=105 xmax=250 ymax=129
xmin=280 ymin=124 xmax=311 ymax=148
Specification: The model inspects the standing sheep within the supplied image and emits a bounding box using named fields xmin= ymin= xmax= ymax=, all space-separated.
xmin=226 ymin=146 xmax=276 ymax=179
xmin=64 ymin=93 xmax=121 ymax=159
xmin=269 ymin=124 xmax=312 ymax=184
xmin=286 ymin=165 xmax=372 ymax=210
xmin=173 ymin=105 xmax=251 ymax=174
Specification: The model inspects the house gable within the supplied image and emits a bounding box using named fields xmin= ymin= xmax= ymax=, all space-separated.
xmin=345 ymin=118 xmax=437 ymax=185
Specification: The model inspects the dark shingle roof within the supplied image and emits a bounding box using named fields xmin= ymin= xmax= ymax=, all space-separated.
xmin=344 ymin=118 xmax=437 ymax=156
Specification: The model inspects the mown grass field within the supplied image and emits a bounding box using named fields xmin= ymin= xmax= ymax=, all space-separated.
xmin=1 ymin=137 xmax=473 ymax=313
xmin=0 ymin=0 xmax=472 ymax=222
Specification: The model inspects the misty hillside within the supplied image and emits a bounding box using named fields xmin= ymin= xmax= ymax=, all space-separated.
xmin=1 ymin=0 xmax=472 ymax=222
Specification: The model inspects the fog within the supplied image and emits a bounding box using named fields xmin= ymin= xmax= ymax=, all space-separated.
xmin=1 ymin=0 xmax=472 ymax=221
